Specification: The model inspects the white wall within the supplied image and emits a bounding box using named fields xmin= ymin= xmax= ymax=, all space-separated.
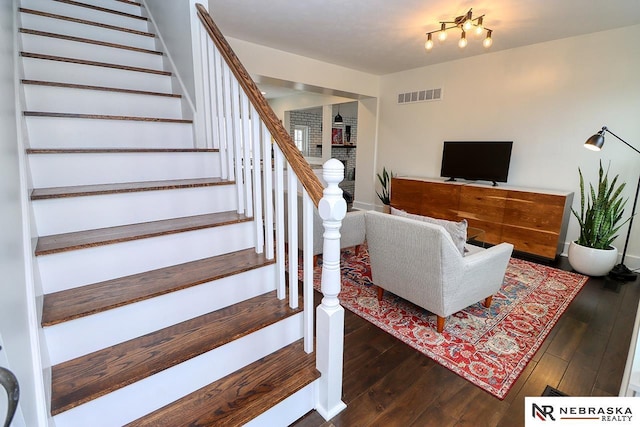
xmin=226 ymin=37 xmax=379 ymax=98
xmin=144 ymin=0 xmax=197 ymax=103
xmin=377 ymin=25 xmax=640 ymax=265
xmin=0 ymin=1 xmax=44 ymax=425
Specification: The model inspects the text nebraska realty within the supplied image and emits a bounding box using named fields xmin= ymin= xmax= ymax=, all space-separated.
xmin=558 ymin=405 xmax=632 ymax=422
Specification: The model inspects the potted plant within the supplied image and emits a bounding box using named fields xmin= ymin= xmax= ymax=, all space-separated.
xmin=568 ymin=161 xmax=629 ymax=276
xmin=376 ymin=167 xmax=394 ymax=213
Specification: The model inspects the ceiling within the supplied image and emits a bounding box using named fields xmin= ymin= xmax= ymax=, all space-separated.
xmin=208 ymin=0 xmax=640 ymax=77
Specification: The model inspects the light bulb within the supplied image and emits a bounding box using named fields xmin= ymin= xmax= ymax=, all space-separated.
xmin=425 ymin=34 xmax=434 ymax=51
xmin=463 ymin=10 xmax=473 ymax=31
xmin=475 ymin=17 xmax=484 ymax=35
xmin=438 ymin=23 xmax=447 ymax=41
xmin=483 ymin=30 xmax=493 ymax=48
xmin=458 ymin=31 xmax=467 ymax=48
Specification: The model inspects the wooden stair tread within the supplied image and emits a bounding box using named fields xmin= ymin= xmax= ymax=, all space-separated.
xmin=53 ymin=0 xmax=147 ymax=22
xmin=126 ymin=340 xmax=319 ymax=427
xmin=19 ymin=8 xmax=155 ymax=38
xmin=50 ymin=291 xmax=303 ymax=415
xmin=21 ymin=52 xmax=170 ymax=75
xmin=19 ymin=29 xmax=163 ymax=56
xmin=23 ymin=111 xmax=191 ymax=123
xmin=116 ymin=0 xmax=140 ymax=6
xmin=27 ymin=148 xmax=216 ymax=154
xmin=35 ymin=211 xmax=250 ymax=256
xmin=22 ymin=79 xmax=178 ymax=98
xmin=42 ymin=248 xmax=275 ymax=326
xmin=31 ymin=177 xmax=231 ymax=200
xmin=116 ymin=0 xmax=142 ymax=7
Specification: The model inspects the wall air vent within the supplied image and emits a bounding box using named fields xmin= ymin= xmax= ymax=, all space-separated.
xmin=397 ymin=88 xmax=442 ymax=104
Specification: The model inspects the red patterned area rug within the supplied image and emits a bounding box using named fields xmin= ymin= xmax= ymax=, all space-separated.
xmin=309 ymin=245 xmax=588 ymax=399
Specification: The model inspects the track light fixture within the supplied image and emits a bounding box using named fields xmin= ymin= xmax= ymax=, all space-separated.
xmin=425 ymin=8 xmax=493 ymax=51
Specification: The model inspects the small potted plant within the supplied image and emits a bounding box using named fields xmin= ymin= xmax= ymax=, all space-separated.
xmin=376 ymin=167 xmax=394 ymax=213
xmin=568 ymin=161 xmax=629 ymax=276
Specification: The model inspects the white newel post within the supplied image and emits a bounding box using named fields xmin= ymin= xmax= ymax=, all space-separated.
xmin=316 ymin=159 xmax=347 ymax=420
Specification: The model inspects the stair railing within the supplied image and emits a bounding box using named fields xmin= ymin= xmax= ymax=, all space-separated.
xmin=194 ymin=3 xmax=346 ymax=419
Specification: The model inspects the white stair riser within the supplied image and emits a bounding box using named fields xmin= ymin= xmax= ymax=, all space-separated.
xmin=245 ymin=383 xmax=317 ymax=427
xmin=37 ymin=221 xmax=255 ymax=293
xmin=66 ymin=0 xmax=143 ymax=16
xmin=22 ymin=57 xmax=172 ymax=92
xmin=19 ymin=13 xmax=156 ymax=50
xmin=20 ymin=0 xmax=148 ymax=32
xmin=33 ymin=185 xmax=237 ymax=235
xmin=23 ymin=84 xmax=182 ymax=118
xmin=29 ymin=151 xmax=221 ymax=187
xmin=20 ymin=33 xmax=164 ymax=70
xmin=52 ymin=314 xmax=303 ymax=427
xmin=25 ymin=116 xmax=194 ymax=149
xmin=45 ymin=264 xmax=277 ymax=364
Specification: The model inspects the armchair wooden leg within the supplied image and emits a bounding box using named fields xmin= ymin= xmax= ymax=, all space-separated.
xmin=355 ymin=244 xmax=362 ymax=256
xmin=436 ymin=316 xmax=445 ymax=333
xmin=377 ymin=286 xmax=384 ymax=301
xmin=313 ymin=255 xmax=318 ymax=266
xmin=483 ymin=296 xmax=493 ymax=308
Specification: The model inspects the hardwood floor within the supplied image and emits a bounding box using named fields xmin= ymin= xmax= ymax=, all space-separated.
xmin=292 ymin=257 xmax=640 ymax=427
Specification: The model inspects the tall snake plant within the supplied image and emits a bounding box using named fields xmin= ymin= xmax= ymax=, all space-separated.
xmin=376 ymin=167 xmax=394 ymax=205
xmin=571 ymin=161 xmax=629 ymax=249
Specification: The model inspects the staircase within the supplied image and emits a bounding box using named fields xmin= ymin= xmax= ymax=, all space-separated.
xmin=17 ymin=0 xmax=322 ymax=425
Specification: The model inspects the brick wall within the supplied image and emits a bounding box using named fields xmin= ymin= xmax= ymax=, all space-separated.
xmin=289 ymin=111 xmax=358 ymax=198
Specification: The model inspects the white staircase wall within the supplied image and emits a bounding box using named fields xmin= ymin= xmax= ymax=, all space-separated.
xmin=20 ymin=0 xmax=149 ymax=32
xmin=45 ymin=264 xmax=278 ymax=364
xmin=37 ymin=220 xmax=255 ymax=294
xmin=19 ymin=12 xmax=158 ymax=51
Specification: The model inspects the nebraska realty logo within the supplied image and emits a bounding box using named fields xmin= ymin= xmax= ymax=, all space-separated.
xmin=525 ymin=397 xmax=639 ymax=426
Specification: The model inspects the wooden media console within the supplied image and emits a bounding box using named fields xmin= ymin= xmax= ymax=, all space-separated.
xmin=390 ymin=177 xmax=574 ymax=260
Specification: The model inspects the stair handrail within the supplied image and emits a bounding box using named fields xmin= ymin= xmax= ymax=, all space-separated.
xmin=194 ymin=4 xmax=347 ymax=419
xmin=195 ymin=3 xmax=324 ymax=207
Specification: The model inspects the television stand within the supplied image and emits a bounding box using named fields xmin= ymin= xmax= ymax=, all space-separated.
xmin=445 ymin=177 xmax=457 ymax=182
xmin=390 ymin=177 xmax=574 ymax=260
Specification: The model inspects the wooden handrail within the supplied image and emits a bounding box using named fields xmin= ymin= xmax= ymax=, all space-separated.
xmin=195 ymin=3 xmax=324 ymax=206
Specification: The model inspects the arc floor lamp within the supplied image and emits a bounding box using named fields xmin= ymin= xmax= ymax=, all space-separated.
xmin=584 ymin=126 xmax=639 ymax=282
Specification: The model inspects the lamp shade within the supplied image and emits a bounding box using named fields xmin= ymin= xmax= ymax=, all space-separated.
xmin=584 ymin=130 xmax=605 ymax=151
xmin=334 ymin=112 xmax=343 ymax=124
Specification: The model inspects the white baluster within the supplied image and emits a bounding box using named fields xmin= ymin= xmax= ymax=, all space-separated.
xmin=262 ymin=124 xmax=274 ymax=260
xmin=251 ymin=107 xmax=264 ymax=254
xmin=213 ymin=49 xmax=228 ymax=179
xmin=230 ymin=79 xmax=244 ymax=214
xmin=316 ymin=159 xmax=347 ymax=420
xmin=302 ymin=190 xmax=314 ymax=353
xmin=287 ymin=170 xmax=299 ymax=309
xmin=274 ymin=146 xmax=286 ymax=299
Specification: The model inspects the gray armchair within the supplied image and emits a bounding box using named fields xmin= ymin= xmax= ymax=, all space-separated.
xmin=365 ymin=210 xmax=513 ymax=333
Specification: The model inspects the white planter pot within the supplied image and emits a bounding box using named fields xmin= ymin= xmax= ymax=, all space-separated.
xmin=568 ymin=241 xmax=618 ymax=276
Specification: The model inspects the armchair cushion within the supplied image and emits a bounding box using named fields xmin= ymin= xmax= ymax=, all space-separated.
xmin=390 ymin=207 xmax=468 ymax=255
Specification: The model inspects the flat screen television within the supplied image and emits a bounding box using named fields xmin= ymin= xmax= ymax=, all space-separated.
xmin=440 ymin=141 xmax=513 ymax=185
